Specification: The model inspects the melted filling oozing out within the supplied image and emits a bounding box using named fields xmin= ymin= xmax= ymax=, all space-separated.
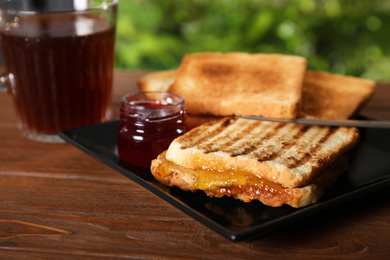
xmin=155 ymin=152 xmax=291 ymax=203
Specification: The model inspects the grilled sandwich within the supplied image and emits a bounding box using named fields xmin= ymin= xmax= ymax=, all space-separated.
xmin=151 ymin=117 xmax=360 ymax=208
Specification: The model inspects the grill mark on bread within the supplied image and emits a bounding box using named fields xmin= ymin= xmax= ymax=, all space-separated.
xmin=179 ymin=117 xmax=237 ymax=149
xmin=253 ymin=124 xmax=310 ymax=162
xmin=201 ymin=120 xmax=263 ymax=154
xmin=286 ymin=127 xmax=338 ymax=169
xmin=180 ymin=119 xmax=341 ymax=170
xmin=228 ymin=123 xmax=287 ymax=157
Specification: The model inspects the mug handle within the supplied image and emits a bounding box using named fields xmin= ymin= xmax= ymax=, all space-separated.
xmin=0 ymin=72 xmax=13 ymax=94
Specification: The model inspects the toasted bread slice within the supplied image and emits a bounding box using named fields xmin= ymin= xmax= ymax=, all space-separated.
xmin=137 ymin=69 xmax=176 ymax=92
xmin=168 ymin=52 xmax=307 ymax=118
xmin=165 ymin=117 xmax=360 ymax=189
xmin=151 ymin=151 xmax=348 ymax=208
xmin=137 ymin=68 xmax=376 ymax=122
xmin=300 ymin=70 xmax=376 ymax=119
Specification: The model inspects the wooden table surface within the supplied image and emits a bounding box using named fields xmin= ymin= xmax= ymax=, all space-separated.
xmin=1 ymin=70 xmax=390 ymax=259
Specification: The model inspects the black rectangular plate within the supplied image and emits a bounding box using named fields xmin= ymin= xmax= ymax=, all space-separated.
xmin=60 ymin=120 xmax=390 ymax=242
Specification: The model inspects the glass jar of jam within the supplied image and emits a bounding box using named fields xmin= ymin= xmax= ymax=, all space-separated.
xmin=118 ymin=92 xmax=186 ymax=168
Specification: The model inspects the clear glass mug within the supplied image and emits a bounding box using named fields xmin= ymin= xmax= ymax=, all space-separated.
xmin=0 ymin=0 xmax=118 ymax=143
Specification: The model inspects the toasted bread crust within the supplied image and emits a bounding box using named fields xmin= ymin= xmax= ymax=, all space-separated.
xmin=166 ymin=118 xmax=360 ymax=188
xmin=151 ymin=151 xmax=348 ymax=208
xmin=168 ymin=52 xmax=307 ymax=118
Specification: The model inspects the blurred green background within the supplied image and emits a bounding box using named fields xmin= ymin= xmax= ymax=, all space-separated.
xmin=114 ymin=0 xmax=390 ymax=82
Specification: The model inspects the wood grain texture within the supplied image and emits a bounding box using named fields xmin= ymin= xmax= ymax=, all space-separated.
xmin=0 ymin=70 xmax=390 ymax=259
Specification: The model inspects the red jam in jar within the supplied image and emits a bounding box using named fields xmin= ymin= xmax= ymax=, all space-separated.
xmin=117 ymin=92 xmax=186 ymax=168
